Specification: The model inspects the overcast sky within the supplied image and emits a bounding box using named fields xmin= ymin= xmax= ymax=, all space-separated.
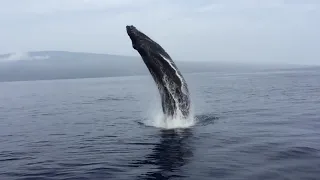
xmin=0 ymin=0 xmax=319 ymax=65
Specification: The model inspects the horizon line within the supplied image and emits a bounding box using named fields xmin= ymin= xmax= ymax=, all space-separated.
xmin=0 ymin=50 xmax=319 ymax=67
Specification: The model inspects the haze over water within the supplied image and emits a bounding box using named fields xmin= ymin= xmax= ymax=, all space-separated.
xmin=1 ymin=67 xmax=319 ymax=180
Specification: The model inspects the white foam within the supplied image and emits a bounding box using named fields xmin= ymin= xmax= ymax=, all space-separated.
xmin=142 ymin=95 xmax=196 ymax=129
xmin=143 ymin=109 xmax=196 ymax=129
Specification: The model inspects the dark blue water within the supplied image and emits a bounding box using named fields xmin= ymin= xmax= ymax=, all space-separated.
xmin=1 ymin=69 xmax=320 ymax=180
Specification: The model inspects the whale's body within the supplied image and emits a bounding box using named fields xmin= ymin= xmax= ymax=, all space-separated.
xmin=126 ymin=25 xmax=190 ymax=119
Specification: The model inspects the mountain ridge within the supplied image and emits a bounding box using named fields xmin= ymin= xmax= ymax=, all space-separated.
xmin=0 ymin=51 xmax=316 ymax=82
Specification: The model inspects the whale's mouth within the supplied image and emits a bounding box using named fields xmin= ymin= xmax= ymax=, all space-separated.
xmin=126 ymin=25 xmax=135 ymax=33
xmin=126 ymin=25 xmax=154 ymax=50
xmin=126 ymin=26 xmax=136 ymax=41
xmin=126 ymin=25 xmax=138 ymax=49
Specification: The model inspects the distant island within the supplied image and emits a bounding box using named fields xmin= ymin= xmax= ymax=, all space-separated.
xmin=0 ymin=51 xmax=315 ymax=82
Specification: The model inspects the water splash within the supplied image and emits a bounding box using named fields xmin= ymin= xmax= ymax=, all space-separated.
xmin=143 ymin=98 xmax=196 ymax=129
xmin=143 ymin=111 xmax=196 ymax=129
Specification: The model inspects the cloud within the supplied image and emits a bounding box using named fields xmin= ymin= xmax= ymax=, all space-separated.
xmin=0 ymin=0 xmax=155 ymax=14
xmin=0 ymin=0 xmax=319 ymax=65
xmin=0 ymin=52 xmax=49 ymax=62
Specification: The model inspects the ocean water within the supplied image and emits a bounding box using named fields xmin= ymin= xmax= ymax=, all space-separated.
xmin=0 ymin=68 xmax=320 ymax=180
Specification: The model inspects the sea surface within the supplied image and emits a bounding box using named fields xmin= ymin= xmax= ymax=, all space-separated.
xmin=0 ymin=68 xmax=320 ymax=180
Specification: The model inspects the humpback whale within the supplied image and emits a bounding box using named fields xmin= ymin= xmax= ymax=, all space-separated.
xmin=126 ymin=25 xmax=191 ymax=119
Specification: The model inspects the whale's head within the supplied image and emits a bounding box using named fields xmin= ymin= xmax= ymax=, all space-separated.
xmin=126 ymin=25 xmax=172 ymax=65
xmin=126 ymin=25 xmax=158 ymax=51
xmin=125 ymin=25 xmax=181 ymax=84
xmin=126 ymin=25 xmax=142 ymax=50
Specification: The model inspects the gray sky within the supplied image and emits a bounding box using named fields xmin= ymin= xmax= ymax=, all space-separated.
xmin=0 ymin=0 xmax=319 ymax=65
